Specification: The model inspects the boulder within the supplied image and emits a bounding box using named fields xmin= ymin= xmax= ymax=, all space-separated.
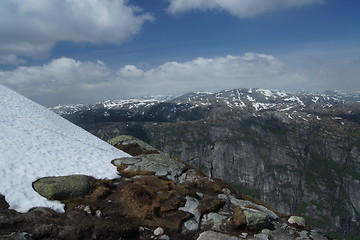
xmin=109 ymin=135 xmax=159 ymax=156
xmin=32 ymin=175 xmax=90 ymax=200
xmin=288 ymin=215 xmax=306 ymax=227
xmin=179 ymin=196 xmax=201 ymax=233
xmin=112 ymin=153 xmax=186 ymax=181
xmin=243 ymin=209 xmax=272 ymax=229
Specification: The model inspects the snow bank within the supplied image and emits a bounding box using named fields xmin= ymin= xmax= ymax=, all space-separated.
xmin=0 ymin=85 xmax=129 ymax=213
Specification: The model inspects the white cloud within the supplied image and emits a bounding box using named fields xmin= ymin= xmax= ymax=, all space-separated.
xmin=0 ymin=0 xmax=153 ymax=63
xmin=0 ymin=54 xmax=25 ymax=65
xmin=117 ymin=65 xmax=144 ymax=78
xmin=1 ymin=51 xmax=358 ymax=106
xmin=166 ymin=0 xmax=325 ymax=18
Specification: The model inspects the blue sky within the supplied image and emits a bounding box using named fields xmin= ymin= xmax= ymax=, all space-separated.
xmin=0 ymin=0 xmax=359 ymax=106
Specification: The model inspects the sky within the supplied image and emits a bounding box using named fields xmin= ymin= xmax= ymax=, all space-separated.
xmin=0 ymin=0 xmax=359 ymax=106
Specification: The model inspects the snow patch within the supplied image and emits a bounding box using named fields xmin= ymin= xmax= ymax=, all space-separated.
xmin=0 ymin=85 xmax=129 ymax=213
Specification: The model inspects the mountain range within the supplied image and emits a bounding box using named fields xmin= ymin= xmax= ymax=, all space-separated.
xmin=50 ymin=88 xmax=360 ymax=239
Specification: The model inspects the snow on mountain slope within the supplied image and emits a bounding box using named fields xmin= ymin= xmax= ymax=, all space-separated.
xmin=0 ymin=85 xmax=129 ymax=213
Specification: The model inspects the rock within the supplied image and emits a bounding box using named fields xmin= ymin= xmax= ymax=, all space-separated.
xmin=288 ymin=216 xmax=306 ymax=227
xmin=154 ymin=227 xmax=164 ymax=236
xmin=109 ymin=135 xmax=159 ymax=156
xmin=32 ymin=175 xmax=90 ymax=200
xmin=159 ymin=235 xmax=170 ymax=240
xmin=95 ymin=210 xmax=102 ymax=217
xmin=0 ymin=232 xmax=33 ymax=240
xmin=243 ymin=209 xmax=272 ymax=229
xmin=309 ymin=230 xmax=329 ymax=240
xmin=240 ymin=232 xmax=248 ymax=238
xmin=83 ymin=205 xmax=91 ymax=214
xmin=178 ymin=169 xmax=202 ymax=184
xmin=253 ymin=233 xmax=269 ymax=240
xmin=113 ymin=153 xmax=186 ymax=181
xmin=196 ymin=231 xmax=240 ymax=240
xmin=179 ymin=196 xmax=201 ymax=233
xmin=225 ymin=195 xmax=278 ymax=220
xmin=200 ymin=212 xmax=229 ymax=231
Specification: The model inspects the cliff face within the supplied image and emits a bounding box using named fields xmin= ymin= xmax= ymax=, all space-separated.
xmin=51 ymin=88 xmax=360 ymax=239
xmin=142 ymin=115 xmax=360 ymax=237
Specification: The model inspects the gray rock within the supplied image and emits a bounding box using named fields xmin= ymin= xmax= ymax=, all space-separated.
xmin=226 ymin=195 xmax=278 ymax=220
xmin=113 ymin=153 xmax=186 ymax=181
xmin=159 ymin=235 xmax=170 ymax=240
xmin=154 ymin=227 xmax=164 ymax=236
xmin=179 ymin=196 xmax=201 ymax=233
xmin=0 ymin=232 xmax=33 ymax=240
xmin=196 ymin=231 xmax=240 ymax=240
xmin=200 ymin=212 xmax=229 ymax=231
xmin=253 ymin=233 xmax=269 ymax=240
xmin=288 ymin=216 xmax=306 ymax=227
xmin=243 ymin=209 xmax=272 ymax=229
xmin=83 ymin=205 xmax=91 ymax=214
xmin=109 ymin=135 xmax=159 ymax=152
xmin=178 ymin=169 xmax=201 ymax=184
xmin=32 ymin=175 xmax=90 ymax=200
xmin=310 ymin=230 xmax=329 ymax=240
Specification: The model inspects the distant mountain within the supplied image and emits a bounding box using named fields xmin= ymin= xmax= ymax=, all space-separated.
xmin=50 ymin=88 xmax=360 ymax=239
xmin=50 ymin=88 xmax=360 ymax=129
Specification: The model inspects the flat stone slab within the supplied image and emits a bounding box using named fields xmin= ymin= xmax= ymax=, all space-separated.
xmin=112 ymin=153 xmax=186 ymax=181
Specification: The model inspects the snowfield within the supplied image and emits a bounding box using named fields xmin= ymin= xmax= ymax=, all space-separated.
xmin=0 ymin=85 xmax=129 ymax=213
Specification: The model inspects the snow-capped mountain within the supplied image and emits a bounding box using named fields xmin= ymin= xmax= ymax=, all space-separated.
xmin=0 ymin=85 xmax=128 ymax=213
xmin=50 ymin=88 xmax=359 ymax=125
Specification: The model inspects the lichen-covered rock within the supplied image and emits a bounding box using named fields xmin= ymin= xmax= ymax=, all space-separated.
xmin=243 ymin=209 xmax=272 ymax=230
xmin=112 ymin=153 xmax=186 ymax=181
xmin=109 ymin=135 xmax=159 ymax=156
xmin=32 ymin=175 xmax=90 ymax=200
xmin=288 ymin=216 xmax=306 ymax=227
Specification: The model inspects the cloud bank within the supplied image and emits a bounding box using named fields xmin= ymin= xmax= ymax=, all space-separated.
xmin=166 ymin=0 xmax=325 ymax=18
xmin=0 ymin=0 xmax=153 ymax=64
xmin=2 ymin=52 xmax=358 ymax=106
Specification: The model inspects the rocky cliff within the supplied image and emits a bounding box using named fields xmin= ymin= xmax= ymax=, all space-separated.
xmin=51 ymin=88 xmax=360 ymax=239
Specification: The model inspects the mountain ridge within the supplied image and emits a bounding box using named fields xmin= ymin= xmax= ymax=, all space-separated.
xmin=49 ymin=87 xmax=360 ymax=239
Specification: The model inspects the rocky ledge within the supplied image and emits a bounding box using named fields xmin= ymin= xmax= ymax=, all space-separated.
xmin=0 ymin=135 xmax=330 ymax=240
